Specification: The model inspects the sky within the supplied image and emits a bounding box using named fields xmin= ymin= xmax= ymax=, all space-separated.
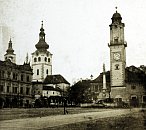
xmin=0 ymin=0 xmax=146 ymax=84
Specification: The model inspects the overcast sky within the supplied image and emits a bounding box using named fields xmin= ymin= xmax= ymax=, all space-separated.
xmin=0 ymin=0 xmax=146 ymax=83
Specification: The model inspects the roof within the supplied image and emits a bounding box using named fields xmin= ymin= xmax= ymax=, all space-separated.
xmin=0 ymin=60 xmax=32 ymax=72
xmin=43 ymin=86 xmax=62 ymax=92
xmin=92 ymin=71 xmax=110 ymax=83
xmin=43 ymin=74 xmax=70 ymax=85
xmin=92 ymin=66 xmax=146 ymax=85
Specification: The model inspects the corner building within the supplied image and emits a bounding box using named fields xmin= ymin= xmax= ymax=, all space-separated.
xmin=0 ymin=39 xmax=33 ymax=108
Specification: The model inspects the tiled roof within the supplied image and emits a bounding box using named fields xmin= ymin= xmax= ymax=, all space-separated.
xmin=43 ymin=74 xmax=70 ymax=85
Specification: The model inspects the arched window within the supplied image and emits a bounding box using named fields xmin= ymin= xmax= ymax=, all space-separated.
xmin=38 ymin=57 xmax=41 ymax=62
xmin=48 ymin=58 xmax=50 ymax=62
xmin=34 ymin=58 xmax=37 ymax=62
xmin=44 ymin=57 xmax=47 ymax=62
xmin=46 ymin=69 xmax=48 ymax=74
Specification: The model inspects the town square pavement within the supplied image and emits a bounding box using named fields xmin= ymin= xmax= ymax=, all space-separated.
xmin=0 ymin=108 xmax=140 ymax=130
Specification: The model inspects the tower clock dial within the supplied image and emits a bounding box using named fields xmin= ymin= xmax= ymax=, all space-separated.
xmin=113 ymin=52 xmax=121 ymax=61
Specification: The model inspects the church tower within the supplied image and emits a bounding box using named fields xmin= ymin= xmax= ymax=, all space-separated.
xmin=4 ymin=38 xmax=16 ymax=63
xmin=32 ymin=21 xmax=52 ymax=82
xmin=108 ymin=9 xmax=127 ymax=87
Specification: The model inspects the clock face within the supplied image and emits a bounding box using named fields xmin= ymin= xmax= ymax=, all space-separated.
xmin=113 ymin=52 xmax=121 ymax=61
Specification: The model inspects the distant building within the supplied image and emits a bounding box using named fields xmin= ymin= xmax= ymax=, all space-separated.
xmin=92 ymin=66 xmax=146 ymax=107
xmin=32 ymin=74 xmax=70 ymax=107
xmin=0 ymin=39 xmax=33 ymax=108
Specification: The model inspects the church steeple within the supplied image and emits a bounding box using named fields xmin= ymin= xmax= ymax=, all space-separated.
xmin=32 ymin=22 xmax=52 ymax=82
xmin=6 ymin=38 xmax=14 ymax=54
xmin=35 ymin=21 xmax=49 ymax=51
xmin=4 ymin=38 xmax=16 ymax=63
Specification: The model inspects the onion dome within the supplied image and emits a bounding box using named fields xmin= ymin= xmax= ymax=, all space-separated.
xmin=35 ymin=21 xmax=49 ymax=51
xmin=6 ymin=38 xmax=14 ymax=54
xmin=111 ymin=8 xmax=122 ymax=23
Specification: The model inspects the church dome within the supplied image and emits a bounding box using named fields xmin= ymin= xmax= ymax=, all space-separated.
xmin=35 ymin=40 xmax=49 ymax=50
xmin=112 ymin=12 xmax=121 ymax=18
xmin=35 ymin=21 xmax=49 ymax=51
xmin=111 ymin=11 xmax=122 ymax=23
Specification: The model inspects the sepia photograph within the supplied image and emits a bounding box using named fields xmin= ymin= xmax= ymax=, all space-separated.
xmin=0 ymin=0 xmax=146 ymax=129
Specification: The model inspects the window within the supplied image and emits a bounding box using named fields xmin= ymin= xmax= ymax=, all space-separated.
xmin=46 ymin=69 xmax=48 ymax=75
xmin=37 ymin=69 xmax=39 ymax=75
xmin=20 ymin=87 xmax=23 ymax=94
xmin=0 ymin=85 xmax=3 ymax=92
xmin=13 ymin=73 xmax=17 ymax=80
xmin=21 ymin=75 xmax=24 ymax=81
xmin=34 ymin=58 xmax=37 ymax=62
xmin=7 ymin=71 xmax=11 ymax=78
xmin=44 ymin=57 xmax=47 ymax=62
xmin=131 ymin=86 xmax=136 ymax=90
xmin=143 ymin=96 xmax=146 ymax=103
xmin=27 ymin=76 xmax=29 ymax=82
xmin=48 ymin=58 xmax=50 ymax=62
xmin=26 ymin=88 xmax=30 ymax=95
xmin=13 ymin=87 xmax=17 ymax=93
xmin=1 ymin=71 xmax=5 ymax=78
xmin=7 ymin=86 xmax=10 ymax=93
xmin=115 ymin=64 xmax=119 ymax=70
xmin=38 ymin=57 xmax=41 ymax=62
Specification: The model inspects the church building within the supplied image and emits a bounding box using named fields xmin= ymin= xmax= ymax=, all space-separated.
xmin=32 ymin=22 xmax=70 ymax=106
xmin=32 ymin=21 xmax=52 ymax=82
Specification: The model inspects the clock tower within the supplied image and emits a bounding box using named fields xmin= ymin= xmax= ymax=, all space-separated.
xmin=108 ymin=9 xmax=127 ymax=87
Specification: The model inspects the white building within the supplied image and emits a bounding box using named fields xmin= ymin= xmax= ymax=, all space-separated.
xmin=32 ymin=21 xmax=52 ymax=82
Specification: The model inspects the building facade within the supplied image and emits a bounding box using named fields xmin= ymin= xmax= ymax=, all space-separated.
xmin=0 ymin=40 xmax=33 ymax=108
xmin=32 ymin=74 xmax=70 ymax=107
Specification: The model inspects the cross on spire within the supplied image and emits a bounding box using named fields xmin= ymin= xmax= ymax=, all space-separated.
xmin=41 ymin=20 xmax=43 ymax=28
xmin=115 ymin=6 xmax=118 ymax=13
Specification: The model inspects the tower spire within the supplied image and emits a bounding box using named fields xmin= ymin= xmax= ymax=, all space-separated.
xmin=6 ymin=38 xmax=14 ymax=54
xmin=115 ymin=6 xmax=118 ymax=13
xmin=26 ymin=52 xmax=29 ymax=64
xmin=41 ymin=20 xmax=43 ymax=28
xmin=4 ymin=38 xmax=16 ymax=63
xmin=35 ymin=21 xmax=49 ymax=51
